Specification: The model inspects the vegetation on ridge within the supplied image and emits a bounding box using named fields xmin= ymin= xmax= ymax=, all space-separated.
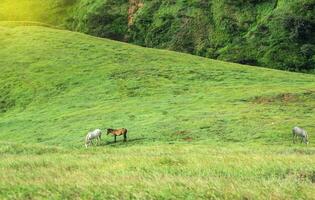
xmin=1 ymin=0 xmax=314 ymax=72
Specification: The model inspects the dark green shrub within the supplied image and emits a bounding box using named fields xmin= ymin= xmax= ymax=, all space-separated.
xmin=69 ymin=0 xmax=128 ymax=40
xmin=283 ymin=16 xmax=315 ymax=42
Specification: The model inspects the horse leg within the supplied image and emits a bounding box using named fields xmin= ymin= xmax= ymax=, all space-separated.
xmin=303 ymin=137 xmax=307 ymax=145
xmin=114 ymin=135 xmax=117 ymax=143
xmin=124 ymin=133 xmax=127 ymax=142
xmin=86 ymin=140 xmax=91 ymax=148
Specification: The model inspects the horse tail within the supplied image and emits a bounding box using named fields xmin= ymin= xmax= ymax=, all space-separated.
xmin=123 ymin=128 xmax=128 ymax=142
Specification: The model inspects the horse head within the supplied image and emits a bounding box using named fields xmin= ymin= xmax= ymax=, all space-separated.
xmin=107 ymin=128 xmax=113 ymax=135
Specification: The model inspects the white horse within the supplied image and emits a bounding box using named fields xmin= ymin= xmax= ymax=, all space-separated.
xmin=292 ymin=126 xmax=309 ymax=145
xmin=85 ymin=129 xmax=102 ymax=148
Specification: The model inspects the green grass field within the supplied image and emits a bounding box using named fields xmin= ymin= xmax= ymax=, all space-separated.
xmin=0 ymin=24 xmax=315 ymax=199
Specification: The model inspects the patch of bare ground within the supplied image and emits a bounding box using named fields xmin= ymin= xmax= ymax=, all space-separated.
xmin=251 ymin=91 xmax=315 ymax=104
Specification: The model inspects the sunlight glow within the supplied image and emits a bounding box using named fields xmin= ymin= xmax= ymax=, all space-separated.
xmin=0 ymin=0 xmax=63 ymax=22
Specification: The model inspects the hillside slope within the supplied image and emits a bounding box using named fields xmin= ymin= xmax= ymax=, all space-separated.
xmin=0 ymin=24 xmax=315 ymax=147
xmin=0 ymin=0 xmax=314 ymax=72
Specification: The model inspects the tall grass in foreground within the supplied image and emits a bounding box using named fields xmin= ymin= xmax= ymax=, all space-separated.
xmin=0 ymin=142 xmax=314 ymax=199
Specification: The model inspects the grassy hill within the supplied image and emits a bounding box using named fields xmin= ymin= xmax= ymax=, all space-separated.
xmin=0 ymin=24 xmax=315 ymax=199
xmin=1 ymin=0 xmax=314 ymax=72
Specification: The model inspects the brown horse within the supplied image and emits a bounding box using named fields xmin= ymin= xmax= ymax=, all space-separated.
xmin=107 ymin=128 xmax=128 ymax=143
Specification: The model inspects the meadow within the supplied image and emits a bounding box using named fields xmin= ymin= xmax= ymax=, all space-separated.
xmin=0 ymin=24 xmax=314 ymax=199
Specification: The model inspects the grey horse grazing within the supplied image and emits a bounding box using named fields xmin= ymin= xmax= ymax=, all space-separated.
xmin=292 ymin=126 xmax=309 ymax=145
xmin=85 ymin=129 xmax=102 ymax=148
